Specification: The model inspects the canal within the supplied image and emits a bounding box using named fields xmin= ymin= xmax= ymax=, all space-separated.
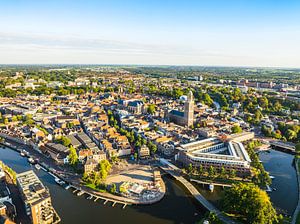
xmin=259 ymin=149 xmax=298 ymax=215
xmin=0 ymin=146 xmax=205 ymax=224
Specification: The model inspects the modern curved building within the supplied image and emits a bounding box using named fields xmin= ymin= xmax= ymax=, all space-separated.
xmin=176 ymin=137 xmax=252 ymax=176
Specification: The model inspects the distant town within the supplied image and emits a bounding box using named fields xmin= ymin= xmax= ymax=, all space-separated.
xmin=0 ymin=65 xmax=299 ymax=224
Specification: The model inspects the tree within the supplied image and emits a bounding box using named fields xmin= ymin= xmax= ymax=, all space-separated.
xmin=273 ymin=101 xmax=282 ymax=112
xmin=188 ymin=163 xmax=193 ymax=174
xmin=60 ymin=136 xmax=71 ymax=147
xmin=231 ymin=125 xmax=242 ymax=134
xmin=147 ymin=141 xmax=157 ymax=154
xmin=147 ymin=104 xmax=156 ymax=115
xmin=198 ymin=165 xmax=203 ymax=175
xmin=208 ymin=166 xmax=215 ymax=177
xmin=259 ymin=96 xmax=269 ymax=108
xmin=207 ymin=212 xmax=222 ymax=224
xmin=286 ymin=129 xmax=297 ymax=141
xmin=220 ymin=166 xmax=226 ymax=178
xmin=110 ymin=183 xmax=117 ymax=194
xmin=82 ymin=172 xmax=91 ymax=183
xmin=11 ymin=116 xmax=18 ymax=122
xmin=141 ymin=137 xmax=147 ymax=146
xmin=3 ymin=118 xmax=8 ymax=125
xmin=119 ymin=184 xmax=126 ymax=194
xmin=223 ymin=183 xmax=278 ymax=224
xmin=99 ymin=160 xmax=112 ymax=181
xmin=68 ymin=146 xmax=78 ymax=166
xmin=173 ymin=88 xmax=183 ymax=98
xmin=261 ymin=125 xmax=272 ymax=137
xmin=133 ymin=152 xmax=138 ymax=160
xmin=229 ymin=169 xmax=236 ymax=178
xmin=296 ymin=143 xmax=300 ymax=155
xmin=272 ymin=130 xmax=282 ymax=139
xmin=254 ymin=109 xmax=263 ymax=122
xmin=202 ymin=93 xmax=213 ymax=106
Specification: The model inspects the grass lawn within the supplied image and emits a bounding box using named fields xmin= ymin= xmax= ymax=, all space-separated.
xmin=85 ymin=183 xmax=107 ymax=193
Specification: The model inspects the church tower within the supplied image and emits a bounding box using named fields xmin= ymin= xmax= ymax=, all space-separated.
xmin=184 ymin=91 xmax=194 ymax=127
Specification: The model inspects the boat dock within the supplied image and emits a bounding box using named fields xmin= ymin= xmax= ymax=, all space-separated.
xmin=64 ymin=184 xmax=130 ymax=208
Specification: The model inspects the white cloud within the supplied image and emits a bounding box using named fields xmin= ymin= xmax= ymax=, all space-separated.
xmin=0 ymin=32 xmax=299 ymax=68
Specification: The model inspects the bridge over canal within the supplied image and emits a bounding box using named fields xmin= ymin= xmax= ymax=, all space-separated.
xmin=159 ymin=158 xmax=235 ymax=224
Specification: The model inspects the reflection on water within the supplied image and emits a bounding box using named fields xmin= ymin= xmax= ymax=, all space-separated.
xmin=259 ymin=150 xmax=298 ymax=215
xmin=0 ymin=147 xmax=205 ymax=224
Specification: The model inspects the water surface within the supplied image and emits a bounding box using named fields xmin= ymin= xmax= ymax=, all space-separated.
xmin=0 ymin=147 xmax=205 ymax=224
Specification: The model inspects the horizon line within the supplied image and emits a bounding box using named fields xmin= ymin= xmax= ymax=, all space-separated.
xmin=0 ymin=63 xmax=300 ymax=70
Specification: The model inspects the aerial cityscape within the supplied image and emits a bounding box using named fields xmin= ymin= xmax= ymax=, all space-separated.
xmin=0 ymin=1 xmax=300 ymax=224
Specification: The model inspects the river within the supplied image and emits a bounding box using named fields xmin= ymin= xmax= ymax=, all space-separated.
xmin=259 ymin=149 xmax=298 ymax=215
xmin=0 ymin=146 xmax=205 ymax=224
xmin=1 ymin=146 xmax=297 ymax=222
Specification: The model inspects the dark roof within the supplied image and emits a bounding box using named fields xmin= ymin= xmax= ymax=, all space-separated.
xmin=76 ymin=132 xmax=92 ymax=144
xmin=67 ymin=134 xmax=82 ymax=147
xmin=170 ymin=110 xmax=184 ymax=117
xmin=46 ymin=143 xmax=69 ymax=153
xmin=128 ymin=101 xmax=143 ymax=107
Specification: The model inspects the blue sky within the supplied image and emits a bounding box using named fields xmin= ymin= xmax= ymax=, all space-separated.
xmin=1 ymin=0 xmax=300 ymax=67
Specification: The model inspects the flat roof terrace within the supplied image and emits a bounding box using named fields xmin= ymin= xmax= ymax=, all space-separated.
xmin=179 ymin=138 xmax=221 ymax=152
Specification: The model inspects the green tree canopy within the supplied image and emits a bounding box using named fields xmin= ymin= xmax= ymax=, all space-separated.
xmin=223 ymin=183 xmax=278 ymax=224
xmin=99 ymin=160 xmax=112 ymax=181
xmin=147 ymin=104 xmax=156 ymax=114
xmin=68 ymin=146 xmax=78 ymax=166
xmin=231 ymin=125 xmax=242 ymax=134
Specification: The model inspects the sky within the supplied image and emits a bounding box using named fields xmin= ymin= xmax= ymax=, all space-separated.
xmin=1 ymin=0 xmax=300 ymax=67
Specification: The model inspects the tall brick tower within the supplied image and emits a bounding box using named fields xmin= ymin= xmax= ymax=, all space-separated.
xmin=184 ymin=91 xmax=194 ymax=127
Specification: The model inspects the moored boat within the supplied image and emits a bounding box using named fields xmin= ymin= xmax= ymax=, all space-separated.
xmin=55 ymin=177 xmax=65 ymax=186
xmin=28 ymin=157 xmax=35 ymax=164
xmin=35 ymin=164 xmax=41 ymax=170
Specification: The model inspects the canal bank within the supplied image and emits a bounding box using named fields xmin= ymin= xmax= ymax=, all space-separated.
xmin=0 ymin=146 xmax=206 ymax=224
xmin=0 ymin=140 xmax=166 ymax=206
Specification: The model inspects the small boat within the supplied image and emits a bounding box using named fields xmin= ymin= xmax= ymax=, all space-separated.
xmin=77 ymin=191 xmax=84 ymax=196
xmin=270 ymin=176 xmax=275 ymax=179
xmin=35 ymin=164 xmax=41 ymax=170
xmin=55 ymin=178 xmax=65 ymax=186
xmin=28 ymin=157 xmax=35 ymax=164
xmin=266 ymin=185 xmax=272 ymax=192
xmin=209 ymin=184 xmax=214 ymax=192
xmin=21 ymin=150 xmax=29 ymax=157
xmin=272 ymin=188 xmax=277 ymax=191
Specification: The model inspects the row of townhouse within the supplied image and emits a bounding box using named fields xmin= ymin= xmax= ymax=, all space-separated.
xmin=80 ymin=110 xmax=132 ymax=159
